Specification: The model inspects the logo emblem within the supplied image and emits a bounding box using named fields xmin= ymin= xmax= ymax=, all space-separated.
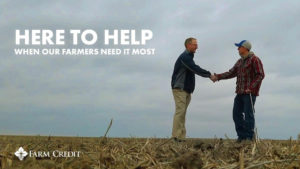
xmin=14 ymin=147 xmax=28 ymax=161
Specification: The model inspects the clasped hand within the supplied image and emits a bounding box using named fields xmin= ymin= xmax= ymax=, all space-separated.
xmin=210 ymin=73 xmax=218 ymax=82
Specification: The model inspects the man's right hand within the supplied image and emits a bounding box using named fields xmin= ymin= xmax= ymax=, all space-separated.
xmin=210 ymin=73 xmax=218 ymax=82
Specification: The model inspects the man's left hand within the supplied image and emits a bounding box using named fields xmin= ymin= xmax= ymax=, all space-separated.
xmin=245 ymin=89 xmax=251 ymax=93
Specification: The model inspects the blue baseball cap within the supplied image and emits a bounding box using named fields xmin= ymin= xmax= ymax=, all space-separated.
xmin=234 ymin=40 xmax=251 ymax=50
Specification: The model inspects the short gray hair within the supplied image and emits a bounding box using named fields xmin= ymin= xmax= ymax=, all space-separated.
xmin=184 ymin=37 xmax=196 ymax=47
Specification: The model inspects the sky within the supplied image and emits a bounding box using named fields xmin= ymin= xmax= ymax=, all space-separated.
xmin=0 ymin=0 xmax=299 ymax=139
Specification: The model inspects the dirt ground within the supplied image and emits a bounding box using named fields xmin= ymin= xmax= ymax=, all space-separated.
xmin=0 ymin=135 xmax=299 ymax=169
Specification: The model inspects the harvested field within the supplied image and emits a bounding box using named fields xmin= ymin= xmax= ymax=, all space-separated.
xmin=0 ymin=135 xmax=299 ymax=169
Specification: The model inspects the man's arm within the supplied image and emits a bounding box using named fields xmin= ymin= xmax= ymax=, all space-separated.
xmin=249 ymin=57 xmax=265 ymax=90
xmin=216 ymin=60 xmax=239 ymax=80
xmin=180 ymin=55 xmax=211 ymax=78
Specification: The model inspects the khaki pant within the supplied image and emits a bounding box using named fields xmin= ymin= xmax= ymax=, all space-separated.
xmin=172 ymin=89 xmax=191 ymax=139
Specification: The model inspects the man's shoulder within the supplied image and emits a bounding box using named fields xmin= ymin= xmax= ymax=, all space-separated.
xmin=250 ymin=54 xmax=262 ymax=62
xmin=236 ymin=58 xmax=243 ymax=63
xmin=180 ymin=50 xmax=189 ymax=56
xmin=179 ymin=50 xmax=192 ymax=59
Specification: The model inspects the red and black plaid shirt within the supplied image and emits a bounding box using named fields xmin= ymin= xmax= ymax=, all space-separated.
xmin=216 ymin=53 xmax=265 ymax=96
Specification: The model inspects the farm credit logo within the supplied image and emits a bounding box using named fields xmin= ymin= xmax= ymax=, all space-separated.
xmin=14 ymin=29 xmax=155 ymax=56
xmin=14 ymin=147 xmax=28 ymax=161
xmin=14 ymin=147 xmax=80 ymax=161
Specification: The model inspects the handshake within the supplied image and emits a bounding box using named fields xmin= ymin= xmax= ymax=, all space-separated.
xmin=210 ymin=73 xmax=218 ymax=83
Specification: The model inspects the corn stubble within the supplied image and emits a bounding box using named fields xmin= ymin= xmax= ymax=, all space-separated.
xmin=0 ymin=135 xmax=299 ymax=169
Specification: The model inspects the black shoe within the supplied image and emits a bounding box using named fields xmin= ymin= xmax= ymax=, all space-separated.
xmin=245 ymin=137 xmax=254 ymax=142
xmin=236 ymin=137 xmax=244 ymax=143
xmin=173 ymin=137 xmax=186 ymax=143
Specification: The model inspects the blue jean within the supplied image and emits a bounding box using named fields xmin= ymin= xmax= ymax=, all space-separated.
xmin=233 ymin=94 xmax=256 ymax=140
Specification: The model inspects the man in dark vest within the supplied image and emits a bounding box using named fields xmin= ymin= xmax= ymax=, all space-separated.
xmin=171 ymin=37 xmax=214 ymax=142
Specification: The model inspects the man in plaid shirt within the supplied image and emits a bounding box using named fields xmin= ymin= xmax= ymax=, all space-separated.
xmin=211 ymin=40 xmax=265 ymax=142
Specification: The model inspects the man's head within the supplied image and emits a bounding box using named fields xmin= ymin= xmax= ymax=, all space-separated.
xmin=235 ymin=40 xmax=251 ymax=57
xmin=185 ymin=37 xmax=198 ymax=53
